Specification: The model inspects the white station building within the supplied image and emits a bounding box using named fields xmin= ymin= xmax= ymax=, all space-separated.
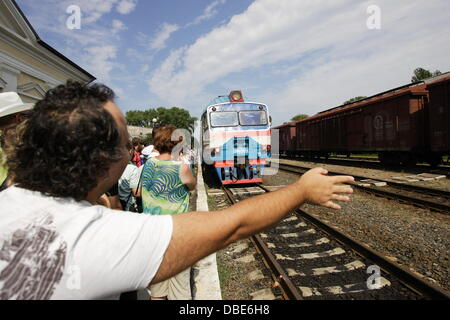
xmin=0 ymin=0 xmax=95 ymax=102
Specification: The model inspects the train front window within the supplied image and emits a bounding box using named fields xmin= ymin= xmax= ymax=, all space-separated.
xmin=210 ymin=112 xmax=239 ymax=127
xmin=239 ymin=111 xmax=268 ymax=126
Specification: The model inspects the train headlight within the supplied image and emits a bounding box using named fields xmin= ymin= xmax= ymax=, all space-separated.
xmin=229 ymin=91 xmax=244 ymax=103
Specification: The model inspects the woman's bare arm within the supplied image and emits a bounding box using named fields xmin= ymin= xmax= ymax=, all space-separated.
xmin=180 ymin=164 xmax=197 ymax=191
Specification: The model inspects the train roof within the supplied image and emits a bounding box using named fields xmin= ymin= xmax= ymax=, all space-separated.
xmin=425 ymin=71 xmax=450 ymax=88
xmin=272 ymin=121 xmax=297 ymax=129
xmin=300 ymin=81 xmax=430 ymax=123
xmin=208 ymin=95 xmax=232 ymax=106
xmin=302 ymin=72 xmax=450 ymax=123
xmin=202 ymin=93 xmax=266 ymax=114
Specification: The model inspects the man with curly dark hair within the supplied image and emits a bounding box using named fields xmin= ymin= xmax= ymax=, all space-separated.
xmin=5 ymin=82 xmax=126 ymax=202
xmin=0 ymin=81 xmax=354 ymax=300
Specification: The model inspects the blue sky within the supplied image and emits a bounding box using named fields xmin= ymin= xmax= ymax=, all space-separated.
xmin=16 ymin=0 xmax=450 ymax=127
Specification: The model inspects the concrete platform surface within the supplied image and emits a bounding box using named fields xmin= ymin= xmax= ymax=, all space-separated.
xmin=191 ymin=163 xmax=222 ymax=300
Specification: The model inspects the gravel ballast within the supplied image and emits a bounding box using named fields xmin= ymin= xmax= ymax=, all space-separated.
xmin=263 ymin=170 xmax=450 ymax=293
xmin=275 ymin=158 xmax=450 ymax=192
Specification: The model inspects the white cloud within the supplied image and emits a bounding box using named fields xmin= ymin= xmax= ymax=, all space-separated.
xmin=72 ymin=0 xmax=117 ymax=23
xmin=116 ymin=0 xmax=138 ymax=15
xmin=149 ymin=47 xmax=187 ymax=86
xmin=149 ymin=23 xmax=180 ymax=51
xmin=84 ymin=45 xmax=118 ymax=81
xmin=17 ymin=0 xmax=135 ymax=82
xmin=136 ymin=0 xmax=226 ymax=62
xmin=148 ymin=0 xmax=450 ymax=120
xmin=112 ymin=19 xmax=127 ymax=33
xmin=126 ymin=47 xmax=149 ymax=62
xmin=60 ymin=0 xmax=138 ymax=20
xmin=56 ymin=0 xmax=136 ymax=24
xmin=187 ymin=0 xmax=226 ymax=27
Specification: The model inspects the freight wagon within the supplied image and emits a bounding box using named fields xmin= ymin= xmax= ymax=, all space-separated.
xmin=274 ymin=73 xmax=450 ymax=167
xmin=295 ymin=82 xmax=432 ymax=165
xmin=272 ymin=122 xmax=297 ymax=157
xmin=427 ymin=75 xmax=450 ymax=163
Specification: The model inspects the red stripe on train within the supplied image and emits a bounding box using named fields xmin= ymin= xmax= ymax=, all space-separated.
xmin=214 ymin=159 xmax=266 ymax=167
xmin=222 ymin=178 xmax=263 ymax=185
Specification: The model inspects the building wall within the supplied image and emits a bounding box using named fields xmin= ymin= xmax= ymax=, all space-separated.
xmin=128 ymin=126 xmax=153 ymax=139
xmin=0 ymin=0 xmax=94 ymax=103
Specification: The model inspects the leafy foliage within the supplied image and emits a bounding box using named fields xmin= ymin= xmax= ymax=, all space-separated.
xmin=126 ymin=107 xmax=198 ymax=133
xmin=343 ymin=96 xmax=367 ymax=105
xmin=411 ymin=68 xmax=442 ymax=82
xmin=291 ymin=114 xmax=309 ymax=121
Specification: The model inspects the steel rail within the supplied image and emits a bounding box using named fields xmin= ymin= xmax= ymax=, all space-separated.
xmin=278 ymin=155 xmax=450 ymax=174
xmin=256 ymin=184 xmax=450 ymax=300
xmin=296 ymin=209 xmax=450 ymax=300
xmin=221 ymin=186 xmax=303 ymax=300
xmin=279 ymin=162 xmax=450 ymax=197
xmin=277 ymin=163 xmax=450 ymax=214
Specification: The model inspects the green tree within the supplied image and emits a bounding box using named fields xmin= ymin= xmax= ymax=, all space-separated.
xmin=411 ymin=68 xmax=442 ymax=82
xmin=125 ymin=110 xmax=147 ymax=127
xmin=343 ymin=96 xmax=367 ymax=105
xmin=126 ymin=107 xmax=198 ymax=133
xmin=291 ymin=114 xmax=309 ymax=121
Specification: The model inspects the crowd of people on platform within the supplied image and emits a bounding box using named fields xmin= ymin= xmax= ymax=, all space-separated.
xmin=0 ymin=81 xmax=353 ymax=300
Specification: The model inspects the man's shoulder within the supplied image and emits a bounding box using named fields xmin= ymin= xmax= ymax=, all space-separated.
xmin=0 ymin=187 xmax=94 ymax=217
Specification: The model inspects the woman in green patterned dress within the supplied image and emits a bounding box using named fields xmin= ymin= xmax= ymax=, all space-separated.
xmin=139 ymin=125 xmax=196 ymax=300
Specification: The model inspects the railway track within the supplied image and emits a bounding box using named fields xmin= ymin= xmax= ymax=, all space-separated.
xmin=276 ymin=162 xmax=450 ymax=214
xmin=222 ymin=185 xmax=450 ymax=300
xmin=332 ymin=155 xmax=450 ymax=166
xmin=278 ymin=155 xmax=450 ymax=176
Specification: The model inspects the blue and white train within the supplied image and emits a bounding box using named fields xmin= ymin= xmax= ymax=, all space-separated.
xmin=200 ymin=91 xmax=272 ymax=185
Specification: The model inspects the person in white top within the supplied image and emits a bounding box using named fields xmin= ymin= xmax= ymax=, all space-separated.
xmin=0 ymin=81 xmax=354 ymax=300
xmin=118 ymin=141 xmax=140 ymax=211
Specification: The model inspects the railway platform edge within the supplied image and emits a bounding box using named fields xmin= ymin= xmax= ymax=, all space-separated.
xmin=191 ymin=161 xmax=223 ymax=300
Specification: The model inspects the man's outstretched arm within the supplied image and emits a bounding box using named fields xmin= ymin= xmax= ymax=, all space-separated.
xmin=151 ymin=168 xmax=354 ymax=284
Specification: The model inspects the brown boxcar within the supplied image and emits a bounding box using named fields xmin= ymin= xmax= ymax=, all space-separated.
xmin=427 ymin=75 xmax=450 ymax=160
xmin=272 ymin=122 xmax=297 ymax=156
xmin=295 ymin=82 xmax=432 ymax=165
